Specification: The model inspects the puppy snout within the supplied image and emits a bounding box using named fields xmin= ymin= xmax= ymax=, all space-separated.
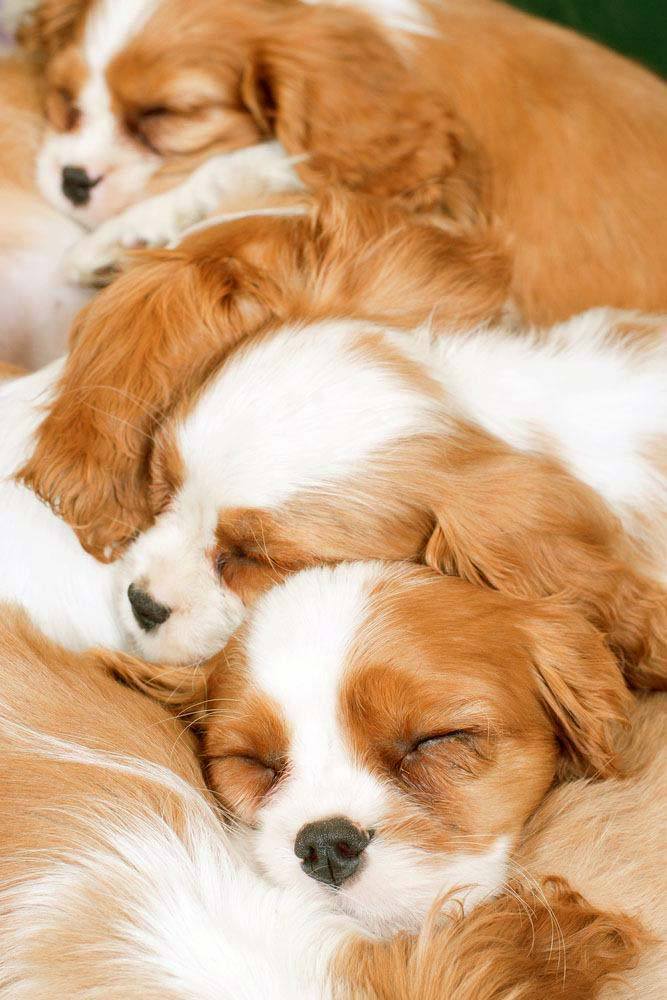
xmin=62 ymin=165 xmax=102 ymax=206
xmin=294 ymin=817 xmax=373 ymax=888
xmin=127 ymin=583 xmax=171 ymax=633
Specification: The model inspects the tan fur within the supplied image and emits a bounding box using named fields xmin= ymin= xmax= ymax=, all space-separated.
xmin=333 ymin=878 xmax=645 ymax=999
xmin=0 ymin=608 xmax=204 ymax=863
xmin=18 ymin=0 xmax=667 ymax=320
xmin=520 ymin=694 xmax=667 ymax=999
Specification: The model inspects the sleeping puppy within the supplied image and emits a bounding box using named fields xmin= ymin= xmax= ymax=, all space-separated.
xmin=11 ymin=0 xmax=667 ymax=320
xmin=0 ymin=607 xmax=644 ymax=1000
xmin=0 ymin=605 xmax=642 ymax=999
xmin=0 ymin=52 xmax=90 ymax=367
xmin=21 ymin=201 xmax=667 ymax=685
xmin=197 ymin=562 xmax=631 ymax=932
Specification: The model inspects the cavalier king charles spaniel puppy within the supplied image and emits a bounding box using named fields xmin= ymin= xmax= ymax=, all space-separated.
xmin=198 ymin=561 xmax=630 ymax=933
xmin=10 ymin=0 xmax=667 ymax=320
xmin=0 ymin=604 xmax=643 ymax=998
xmin=21 ymin=199 xmax=667 ymax=685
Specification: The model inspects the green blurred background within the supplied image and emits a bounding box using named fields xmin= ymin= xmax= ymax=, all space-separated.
xmin=509 ymin=1 xmax=665 ymax=76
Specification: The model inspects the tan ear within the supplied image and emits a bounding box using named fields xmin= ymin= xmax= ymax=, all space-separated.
xmin=242 ymin=4 xmax=481 ymax=216
xmin=19 ymin=240 xmax=281 ymax=560
xmin=304 ymin=190 xmax=512 ymax=326
xmin=525 ymin=604 xmax=631 ymax=778
xmin=16 ymin=0 xmax=89 ymax=57
xmin=334 ymin=876 xmax=644 ymax=1000
xmin=100 ymin=649 xmax=211 ymax=716
xmin=423 ymin=445 xmax=667 ymax=692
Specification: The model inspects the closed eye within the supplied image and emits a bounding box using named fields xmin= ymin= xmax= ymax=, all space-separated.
xmin=397 ymin=729 xmax=480 ymax=773
xmin=140 ymin=105 xmax=170 ymax=118
xmin=410 ymin=730 xmax=474 ymax=752
xmin=215 ymin=547 xmax=259 ymax=577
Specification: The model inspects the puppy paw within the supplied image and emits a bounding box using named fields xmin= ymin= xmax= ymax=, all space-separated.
xmin=63 ymin=192 xmax=205 ymax=287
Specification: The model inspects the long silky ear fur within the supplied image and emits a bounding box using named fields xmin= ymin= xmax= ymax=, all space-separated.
xmin=334 ymin=876 xmax=645 ymax=1000
xmin=243 ymin=3 xmax=482 ymax=218
xmin=101 ymin=650 xmax=212 ymax=718
xmin=524 ymin=603 xmax=631 ymax=779
xmin=304 ymin=190 xmax=512 ymax=327
xmin=422 ymin=444 xmax=667 ymax=691
xmin=19 ymin=241 xmax=281 ymax=560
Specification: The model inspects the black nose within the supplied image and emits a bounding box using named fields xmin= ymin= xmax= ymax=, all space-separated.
xmin=127 ymin=583 xmax=171 ymax=633
xmin=61 ymin=165 xmax=102 ymax=206
xmin=294 ymin=816 xmax=372 ymax=888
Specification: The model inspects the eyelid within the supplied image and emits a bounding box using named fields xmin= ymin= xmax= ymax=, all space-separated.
xmin=411 ymin=729 xmax=473 ymax=752
xmin=209 ymin=751 xmax=276 ymax=772
xmin=140 ymin=105 xmax=170 ymax=118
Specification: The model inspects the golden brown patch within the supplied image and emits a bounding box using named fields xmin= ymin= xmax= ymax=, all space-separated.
xmin=336 ymin=571 xmax=627 ymax=857
xmin=241 ymin=1 xmax=480 ymax=217
xmin=416 ymin=437 xmax=667 ymax=691
xmin=43 ymin=44 xmax=87 ymax=131
xmin=333 ymin=877 xmax=645 ymax=1000
xmin=212 ymin=507 xmax=306 ymax=606
xmin=201 ymin=632 xmax=290 ymax=824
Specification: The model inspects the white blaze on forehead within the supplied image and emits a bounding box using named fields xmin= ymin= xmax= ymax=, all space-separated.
xmin=246 ymin=562 xmax=388 ymax=825
xmin=177 ymin=320 xmax=438 ymax=511
xmin=83 ymin=0 xmax=161 ymax=70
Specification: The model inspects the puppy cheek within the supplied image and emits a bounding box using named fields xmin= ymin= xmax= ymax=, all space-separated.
xmin=252 ymin=809 xmax=304 ymax=888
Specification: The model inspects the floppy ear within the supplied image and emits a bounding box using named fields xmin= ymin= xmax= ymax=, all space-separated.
xmin=335 ymin=876 xmax=644 ymax=1000
xmin=423 ymin=445 xmax=667 ymax=692
xmin=304 ymin=190 xmax=512 ymax=327
xmin=19 ymin=238 xmax=282 ymax=560
xmin=98 ymin=648 xmax=211 ymax=716
xmin=15 ymin=0 xmax=88 ymax=57
xmin=241 ymin=4 xmax=481 ymax=216
xmin=524 ymin=603 xmax=631 ymax=778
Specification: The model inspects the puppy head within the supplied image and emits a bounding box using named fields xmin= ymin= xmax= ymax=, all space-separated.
xmin=200 ymin=563 xmax=628 ymax=936
xmin=112 ymin=302 xmax=439 ymax=662
xmin=20 ymin=0 xmax=480 ymax=227
xmin=18 ymin=0 xmax=266 ymax=225
xmin=22 ymin=194 xmax=510 ymax=567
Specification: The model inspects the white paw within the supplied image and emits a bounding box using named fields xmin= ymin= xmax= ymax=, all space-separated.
xmin=63 ymin=192 xmax=206 ymax=287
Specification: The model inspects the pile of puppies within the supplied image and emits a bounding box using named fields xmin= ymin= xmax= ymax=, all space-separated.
xmin=0 ymin=1 xmax=666 ymax=996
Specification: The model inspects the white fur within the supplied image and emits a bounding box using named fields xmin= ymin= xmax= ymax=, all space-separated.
xmin=64 ymin=142 xmax=304 ymax=285
xmin=0 ymin=200 xmax=90 ymax=367
xmin=240 ymin=563 xmax=510 ymax=936
xmin=123 ymin=307 xmax=667 ymax=658
xmin=0 ymin=364 xmax=124 ymax=650
xmin=120 ymin=319 xmax=437 ymax=662
xmin=303 ymin=0 xmax=435 ymax=37
xmin=0 ymin=709 xmax=357 ymax=999
xmin=37 ymin=0 xmax=162 ymax=227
